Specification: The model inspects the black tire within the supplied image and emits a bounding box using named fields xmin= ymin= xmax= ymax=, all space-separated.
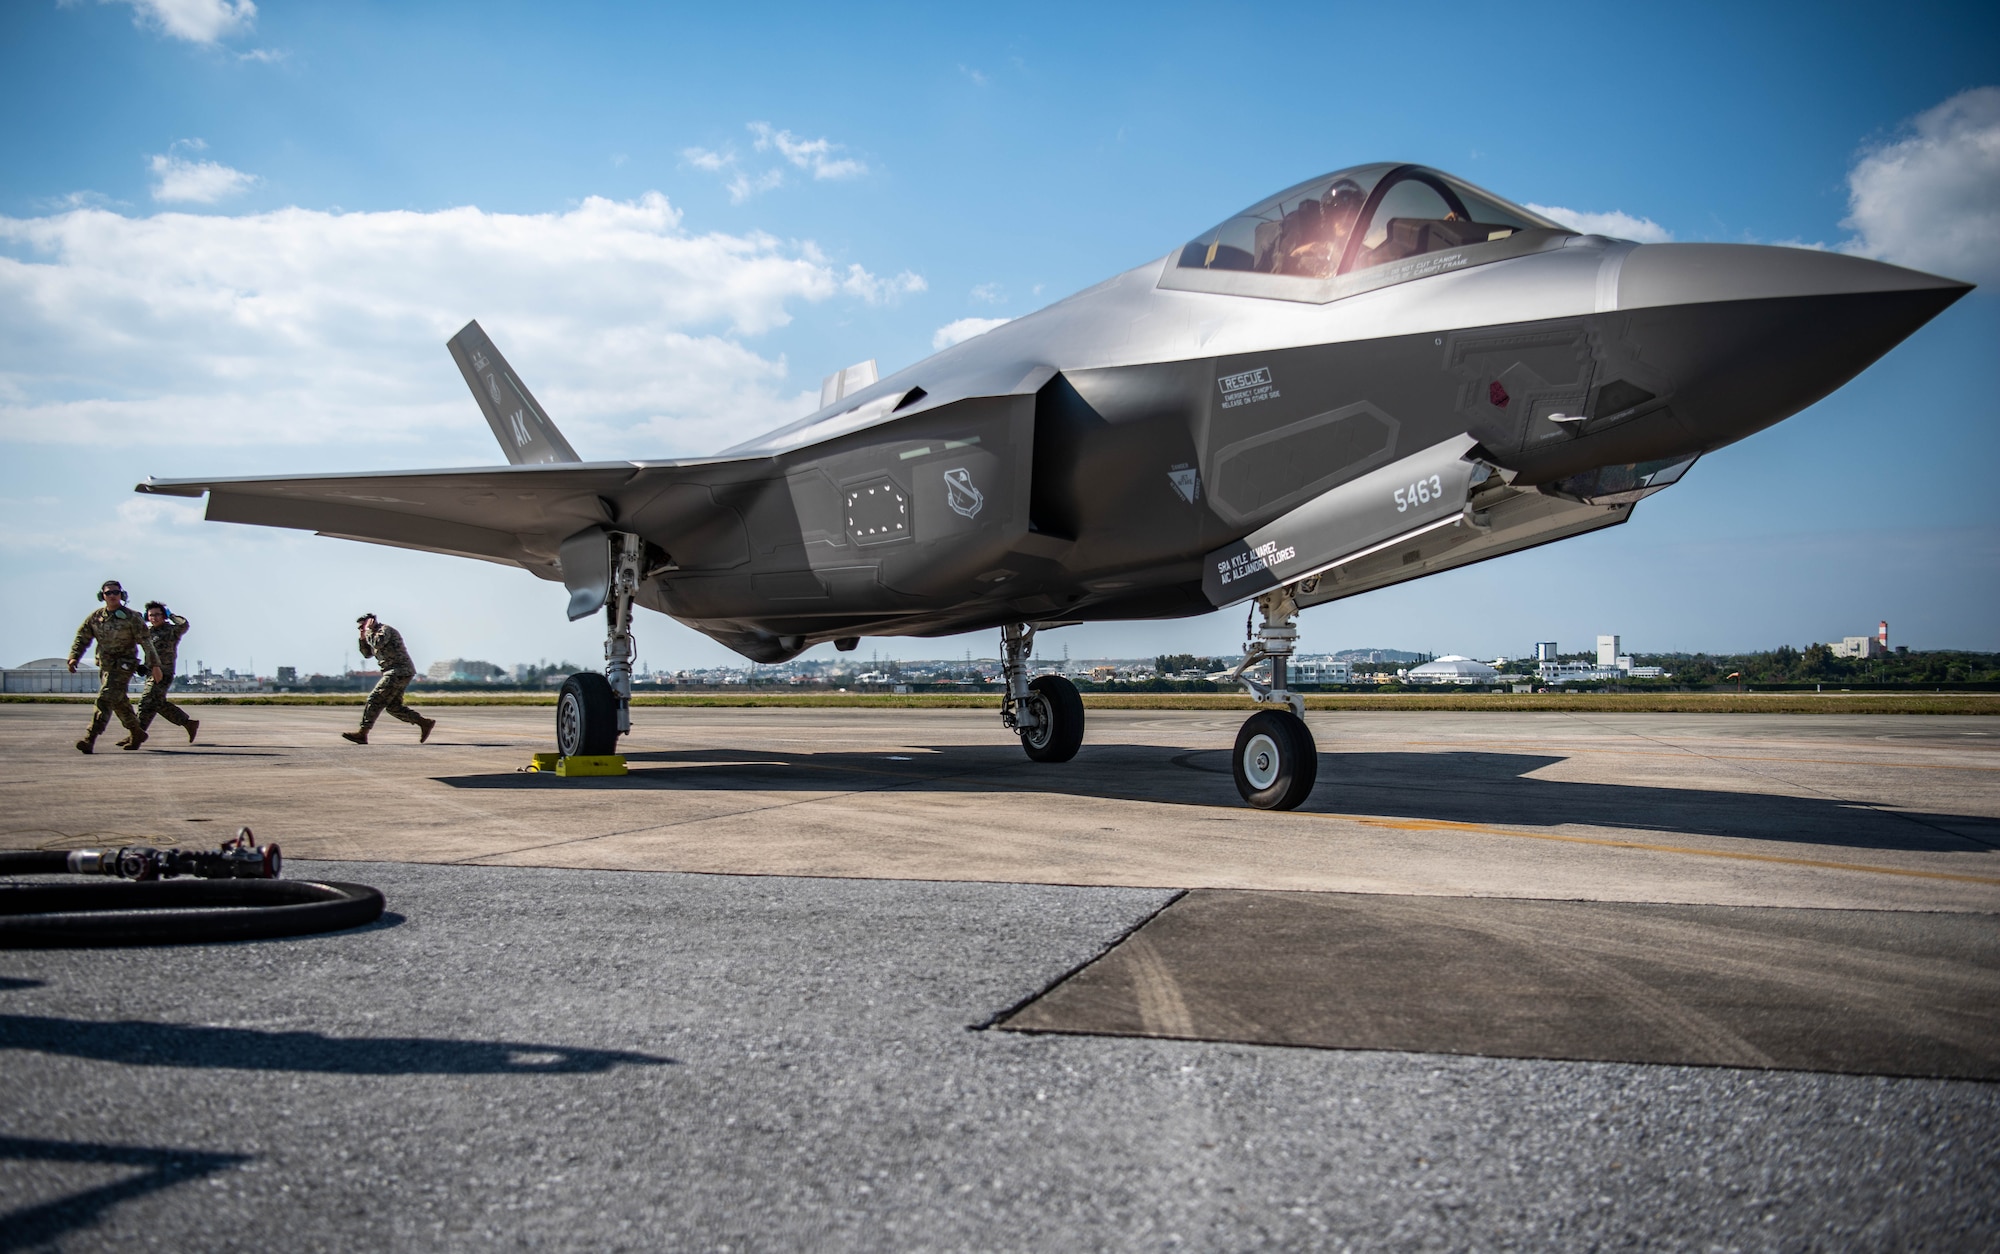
xmin=1019 ymin=674 xmax=1085 ymax=763
xmin=0 ymin=879 xmax=384 ymax=948
xmin=557 ymin=672 xmax=619 ymax=757
xmin=1232 ymin=709 xmax=1318 ymax=810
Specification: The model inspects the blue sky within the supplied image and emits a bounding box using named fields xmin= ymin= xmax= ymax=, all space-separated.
xmin=2 ymin=0 xmax=1996 ymax=674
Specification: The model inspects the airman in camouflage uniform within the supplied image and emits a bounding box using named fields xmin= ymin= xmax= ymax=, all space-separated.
xmin=66 ymin=579 xmax=162 ymax=754
xmin=343 ymin=614 xmax=436 ymax=744
xmin=136 ymin=601 xmax=199 ymax=742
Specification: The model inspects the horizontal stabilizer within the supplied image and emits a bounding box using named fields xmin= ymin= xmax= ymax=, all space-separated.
xmin=447 ymin=320 xmax=582 ymax=466
xmin=134 ymin=454 xmax=757 ymax=580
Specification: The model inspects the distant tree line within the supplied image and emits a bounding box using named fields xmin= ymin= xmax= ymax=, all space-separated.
xmin=1635 ymin=647 xmax=1998 ymax=687
xmin=1155 ymin=653 xmax=1230 ymax=675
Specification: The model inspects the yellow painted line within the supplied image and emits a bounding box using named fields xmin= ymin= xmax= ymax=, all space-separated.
xmin=1315 ymin=812 xmax=2000 ymax=887
xmin=1402 ymin=741 xmax=2000 ymax=772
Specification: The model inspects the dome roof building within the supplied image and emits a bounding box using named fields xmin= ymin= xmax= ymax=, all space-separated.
xmin=1405 ymin=655 xmax=1499 ymax=685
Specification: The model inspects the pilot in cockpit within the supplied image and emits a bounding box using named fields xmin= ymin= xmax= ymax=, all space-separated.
xmin=1262 ymin=179 xmax=1367 ymax=279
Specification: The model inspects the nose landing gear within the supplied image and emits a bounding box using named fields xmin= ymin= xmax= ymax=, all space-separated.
xmin=1224 ymin=587 xmax=1319 ymax=810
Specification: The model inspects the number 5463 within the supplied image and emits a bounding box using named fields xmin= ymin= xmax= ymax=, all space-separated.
xmin=1394 ymin=474 xmax=1444 ymax=512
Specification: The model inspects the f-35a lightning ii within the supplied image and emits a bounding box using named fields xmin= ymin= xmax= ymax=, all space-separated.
xmin=139 ymin=162 xmax=1970 ymax=808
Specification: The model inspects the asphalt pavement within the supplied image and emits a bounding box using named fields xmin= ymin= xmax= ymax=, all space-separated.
xmin=4 ymin=859 xmax=1997 ymax=1251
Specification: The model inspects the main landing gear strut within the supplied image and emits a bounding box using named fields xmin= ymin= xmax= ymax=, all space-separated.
xmin=1224 ymin=587 xmax=1319 ymax=810
xmin=1001 ymin=623 xmax=1084 ymax=762
xmin=557 ymin=531 xmax=643 ymax=758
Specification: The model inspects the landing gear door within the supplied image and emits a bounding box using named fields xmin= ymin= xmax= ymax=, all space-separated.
xmin=1203 ymin=433 xmax=1484 ymax=606
xmin=558 ymin=525 xmax=612 ymax=621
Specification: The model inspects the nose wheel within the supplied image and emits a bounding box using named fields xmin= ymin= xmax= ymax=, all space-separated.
xmin=1232 ymin=709 xmax=1317 ymax=810
xmin=1222 ymin=586 xmax=1318 ymax=809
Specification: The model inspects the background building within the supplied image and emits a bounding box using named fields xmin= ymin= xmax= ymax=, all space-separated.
xmin=426 ymin=658 xmax=506 ymax=682
xmin=3 ymin=658 xmax=99 ymax=694
xmin=1406 ymin=656 xmax=1500 ymax=685
xmin=1292 ymin=657 xmax=1353 ymax=685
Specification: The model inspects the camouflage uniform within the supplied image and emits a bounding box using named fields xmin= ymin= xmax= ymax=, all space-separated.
xmin=357 ymin=621 xmax=429 ymax=734
xmin=137 ymin=614 xmax=195 ymax=734
xmin=68 ymin=605 xmax=161 ymax=748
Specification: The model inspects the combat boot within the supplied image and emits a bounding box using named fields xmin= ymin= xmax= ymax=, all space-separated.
xmin=121 ymin=729 xmax=148 ymax=751
xmin=419 ymin=717 xmax=437 ymax=743
xmin=186 ymin=719 xmax=200 ymax=743
xmin=75 ymin=737 xmax=95 ymax=755
xmin=341 ymin=730 xmax=368 ymax=745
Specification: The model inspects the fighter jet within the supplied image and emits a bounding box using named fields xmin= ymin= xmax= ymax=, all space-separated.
xmin=137 ymin=162 xmax=1970 ymax=808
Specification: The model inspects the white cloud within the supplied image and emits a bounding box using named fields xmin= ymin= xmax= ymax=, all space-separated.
xmin=683 ymin=146 xmax=785 ymax=203
xmin=684 ymin=124 xmax=869 ymax=203
xmin=1524 ymin=203 xmax=1673 ymax=244
xmin=843 ymin=265 xmax=927 ymax=304
xmin=148 ymin=140 xmax=258 ymax=204
xmin=725 ymin=168 xmax=787 ymax=204
xmin=1839 ymin=86 xmax=2000 ymax=282
xmin=0 ymin=193 xmax=923 ymax=455
xmin=932 ymin=316 xmax=1010 ymax=349
xmin=102 ymin=0 xmax=256 ymax=44
xmin=969 ymin=282 xmax=1003 ymax=304
xmin=748 ymin=123 xmax=867 ymax=181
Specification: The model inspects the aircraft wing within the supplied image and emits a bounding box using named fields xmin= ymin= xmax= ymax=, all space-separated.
xmin=135 ymin=457 xmax=764 ymax=580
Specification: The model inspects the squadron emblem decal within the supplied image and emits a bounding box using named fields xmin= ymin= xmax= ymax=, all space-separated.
xmin=943 ymin=467 xmax=984 ymax=519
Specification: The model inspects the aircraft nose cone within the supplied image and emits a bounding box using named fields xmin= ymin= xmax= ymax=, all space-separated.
xmin=1609 ymin=243 xmax=1972 ymax=452
xmin=1618 ymin=242 xmax=1973 ymax=309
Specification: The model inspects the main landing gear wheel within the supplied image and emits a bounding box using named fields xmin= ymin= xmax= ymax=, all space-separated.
xmin=1233 ymin=709 xmax=1318 ymax=810
xmin=1019 ymin=674 xmax=1085 ymax=763
xmin=557 ymin=673 xmax=618 ymax=758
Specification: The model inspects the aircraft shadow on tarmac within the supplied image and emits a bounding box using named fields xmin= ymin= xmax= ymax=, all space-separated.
xmin=434 ymin=744 xmax=1999 ymax=856
xmin=0 ymin=1014 xmax=675 ymax=1076
xmin=0 ymin=1134 xmax=249 ymax=1254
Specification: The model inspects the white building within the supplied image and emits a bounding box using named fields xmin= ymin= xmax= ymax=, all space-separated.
xmin=1291 ymin=656 xmax=1353 ymax=684
xmin=1406 ymin=655 xmax=1500 ymax=685
xmin=2 ymin=657 xmax=100 ymax=694
xmin=427 ymin=658 xmax=505 ymax=682
xmin=1597 ymin=635 xmax=1621 ymax=668
xmin=1831 ymin=636 xmax=1885 ymax=659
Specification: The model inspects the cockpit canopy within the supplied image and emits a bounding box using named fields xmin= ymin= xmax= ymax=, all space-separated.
xmin=1163 ymin=163 xmax=1573 ymax=302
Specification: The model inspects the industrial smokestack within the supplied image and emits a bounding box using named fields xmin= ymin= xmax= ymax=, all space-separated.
xmin=1879 ymin=621 xmax=1889 ymax=651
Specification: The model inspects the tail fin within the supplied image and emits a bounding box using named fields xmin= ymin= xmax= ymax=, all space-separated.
xmin=819 ymin=359 xmax=878 ymax=409
xmin=447 ymin=320 xmax=582 ymax=465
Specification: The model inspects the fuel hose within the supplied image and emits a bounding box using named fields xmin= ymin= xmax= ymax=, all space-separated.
xmin=0 ymin=838 xmax=384 ymax=948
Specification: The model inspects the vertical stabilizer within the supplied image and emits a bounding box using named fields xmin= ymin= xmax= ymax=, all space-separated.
xmin=448 ymin=321 xmax=582 ymax=465
xmin=819 ymin=359 xmax=879 ymax=410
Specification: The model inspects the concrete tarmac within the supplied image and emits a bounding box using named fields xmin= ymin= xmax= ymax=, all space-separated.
xmin=3 ymin=705 xmax=1997 ymax=1248
xmin=2 ymin=705 xmax=1997 ymax=910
